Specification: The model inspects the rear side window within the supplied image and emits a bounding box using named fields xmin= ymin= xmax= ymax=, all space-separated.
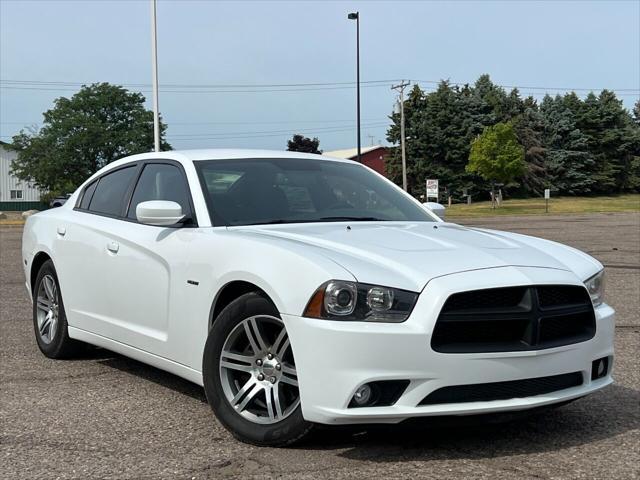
xmin=127 ymin=163 xmax=192 ymax=220
xmin=79 ymin=180 xmax=98 ymax=210
xmin=88 ymin=166 xmax=137 ymax=216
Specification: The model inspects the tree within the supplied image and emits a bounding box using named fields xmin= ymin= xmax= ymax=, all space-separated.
xmin=467 ymin=122 xmax=525 ymax=205
xmin=286 ymin=134 xmax=321 ymax=154
xmin=540 ymin=95 xmax=596 ymax=195
xmin=10 ymin=83 xmax=170 ymax=194
xmin=384 ymin=74 xmax=637 ymax=199
xmin=386 ymin=81 xmax=493 ymax=199
xmin=576 ymin=91 xmax=639 ymax=192
xmin=512 ymin=105 xmax=547 ymax=196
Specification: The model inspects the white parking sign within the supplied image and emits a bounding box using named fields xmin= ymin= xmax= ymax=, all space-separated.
xmin=426 ymin=179 xmax=439 ymax=199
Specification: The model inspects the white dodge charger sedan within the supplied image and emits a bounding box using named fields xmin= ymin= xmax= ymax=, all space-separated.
xmin=22 ymin=149 xmax=614 ymax=446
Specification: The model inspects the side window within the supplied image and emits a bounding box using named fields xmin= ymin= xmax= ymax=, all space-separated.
xmin=88 ymin=166 xmax=137 ymax=216
xmin=79 ymin=180 xmax=98 ymax=210
xmin=127 ymin=163 xmax=192 ymax=220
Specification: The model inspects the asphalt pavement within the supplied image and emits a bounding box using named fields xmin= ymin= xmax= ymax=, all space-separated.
xmin=1 ymin=213 xmax=638 ymax=479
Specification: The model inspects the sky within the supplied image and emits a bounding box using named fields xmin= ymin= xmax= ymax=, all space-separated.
xmin=1 ymin=0 xmax=639 ymax=152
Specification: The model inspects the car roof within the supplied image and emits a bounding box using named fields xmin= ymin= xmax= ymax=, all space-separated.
xmin=117 ymin=149 xmax=352 ymax=164
xmin=79 ymin=148 xmax=365 ymax=191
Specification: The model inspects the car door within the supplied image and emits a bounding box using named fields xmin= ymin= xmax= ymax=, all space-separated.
xmin=97 ymin=161 xmax=198 ymax=358
xmin=56 ymin=164 xmax=140 ymax=335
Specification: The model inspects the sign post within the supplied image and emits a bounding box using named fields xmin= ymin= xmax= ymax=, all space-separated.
xmin=426 ymin=179 xmax=439 ymax=202
xmin=544 ymin=188 xmax=550 ymax=213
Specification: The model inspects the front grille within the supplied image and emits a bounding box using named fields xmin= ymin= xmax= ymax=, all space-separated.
xmin=419 ymin=372 xmax=583 ymax=405
xmin=431 ymin=285 xmax=595 ymax=353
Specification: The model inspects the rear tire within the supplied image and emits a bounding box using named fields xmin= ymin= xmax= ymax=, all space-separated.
xmin=202 ymin=292 xmax=313 ymax=446
xmin=32 ymin=260 xmax=82 ymax=359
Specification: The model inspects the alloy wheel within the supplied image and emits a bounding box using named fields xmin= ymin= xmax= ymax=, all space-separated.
xmin=219 ymin=315 xmax=299 ymax=424
xmin=36 ymin=274 xmax=59 ymax=344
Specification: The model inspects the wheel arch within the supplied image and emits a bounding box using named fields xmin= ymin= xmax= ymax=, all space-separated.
xmin=209 ymin=280 xmax=277 ymax=329
xmin=30 ymin=251 xmax=53 ymax=294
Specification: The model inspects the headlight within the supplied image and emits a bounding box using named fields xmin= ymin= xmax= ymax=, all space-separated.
xmin=303 ymin=280 xmax=418 ymax=322
xmin=584 ymin=270 xmax=605 ymax=307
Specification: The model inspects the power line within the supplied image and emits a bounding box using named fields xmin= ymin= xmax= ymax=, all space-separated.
xmin=2 ymin=77 xmax=637 ymax=93
xmin=165 ymin=124 xmax=390 ymax=142
xmin=414 ymin=79 xmax=640 ymax=92
xmin=3 ymin=84 xmax=635 ymax=97
xmin=0 ymin=79 xmax=401 ymax=94
xmin=166 ymin=122 xmax=390 ymax=140
xmin=0 ymin=117 xmax=387 ymax=126
xmin=0 ymin=79 xmax=400 ymax=88
xmin=0 ymin=84 xmax=401 ymax=94
xmin=0 ymin=121 xmax=391 ymax=140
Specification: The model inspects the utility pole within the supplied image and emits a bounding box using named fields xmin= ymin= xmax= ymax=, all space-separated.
xmin=391 ymin=80 xmax=410 ymax=191
xmin=367 ymin=134 xmax=375 ymax=146
xmin=150 ymin=0 xmax=161 ymax=152
xmin=347 ymin=12 xmax=361 ymax=162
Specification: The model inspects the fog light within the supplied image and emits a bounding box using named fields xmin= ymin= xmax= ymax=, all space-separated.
xmin=591 ymin=357 xmax=609 ymax=380
xmin=352 ymin=384 xmax=373 ymax=406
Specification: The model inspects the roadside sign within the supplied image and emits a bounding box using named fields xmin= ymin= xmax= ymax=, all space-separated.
xmin=426 ymin=179 xmax=439 ymax=200
xmin=544 ymin=188 xmax=550 ymax=213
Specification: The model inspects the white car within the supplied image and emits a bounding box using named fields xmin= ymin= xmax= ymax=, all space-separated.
xmin=22 ymin=149 xmax=614 ymax=446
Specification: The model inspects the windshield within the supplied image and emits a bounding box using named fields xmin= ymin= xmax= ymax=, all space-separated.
xmin=195 ymin=158 xmax=435 ymax=226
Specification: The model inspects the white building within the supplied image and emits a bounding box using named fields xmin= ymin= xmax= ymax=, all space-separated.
xmin=0 ymin=141 xmax=44 ymax=210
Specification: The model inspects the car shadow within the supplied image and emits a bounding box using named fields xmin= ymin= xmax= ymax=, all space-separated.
xmin=91 ymin=350 xmax=638 ymax=459
xmin=96 ymin=352 xmax=208 ymax=403
xmin=299 ymin=384 xmax=639 ymax=461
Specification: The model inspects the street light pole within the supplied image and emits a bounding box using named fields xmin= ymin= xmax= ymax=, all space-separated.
xmin=391 ymin=80 xmax=410 ymax=191
xmin=347 ymin=12 xmax=361 ymax=163
xmin=150 ymin=0 xmax=161 ymax=152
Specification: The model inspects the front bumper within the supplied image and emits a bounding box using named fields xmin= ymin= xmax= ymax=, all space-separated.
xmin=283 ymin=267 xmax=615 ymax=425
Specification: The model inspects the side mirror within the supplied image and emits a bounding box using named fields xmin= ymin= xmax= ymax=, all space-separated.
xmin=136 ymin=200 xmax=185 ymax=226
xmin=423 ymin=202 xmax=446 ymax=220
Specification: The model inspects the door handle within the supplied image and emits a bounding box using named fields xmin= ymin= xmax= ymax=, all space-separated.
xmin=107 ymin=241 xmax=119 ymax=254
xmin=57 ymin=226 xmax=66 ymax=236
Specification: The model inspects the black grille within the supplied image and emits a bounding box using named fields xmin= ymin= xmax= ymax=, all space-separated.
xmin=432 ymin=285 xmax=595 ymax=353
xmin=419 ymin=372 xmax=583 ymax=405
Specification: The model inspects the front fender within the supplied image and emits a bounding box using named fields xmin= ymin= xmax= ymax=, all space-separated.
xmin=189 ymin=229 xmax=356 ymax=316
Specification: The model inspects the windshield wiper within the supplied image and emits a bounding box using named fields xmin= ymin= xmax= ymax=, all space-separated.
xmin=241 ymin=219 xmax=300 ymax=226
xmin=239 ymin=217 xmax=388 ymax=226
xmin=318 ymin=216 xmax=388 ymax=222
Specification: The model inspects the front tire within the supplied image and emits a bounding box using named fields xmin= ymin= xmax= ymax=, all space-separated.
xmin=202 ymin=292 xmax=313 ymax=446
xmin=32 ymin=259 xmax=82 ymax=358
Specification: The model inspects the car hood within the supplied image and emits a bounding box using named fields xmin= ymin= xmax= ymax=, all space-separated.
xmin=233 ymin=222 xmax=601 ymax=292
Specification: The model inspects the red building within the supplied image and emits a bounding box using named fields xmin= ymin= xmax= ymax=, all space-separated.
xmin=323 ymin=145 xmax=388 ymax=177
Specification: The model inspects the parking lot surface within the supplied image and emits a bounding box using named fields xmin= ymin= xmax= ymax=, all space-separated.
xmin=1 ymin=213 xmax=638 ymax=479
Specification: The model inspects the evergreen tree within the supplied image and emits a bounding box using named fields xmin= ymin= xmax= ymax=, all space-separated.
xmin=577 ymin=91 xmax=639 ymax=192
xmin=385 ymin=75 xmax=638 ymax=198
xmin=540 ymin=95 xmax=595 ymax=194
xmin=512 ymin=105 xmax=547 ymax=195
xmin=386 ymin=82 xmax=492 ymax=199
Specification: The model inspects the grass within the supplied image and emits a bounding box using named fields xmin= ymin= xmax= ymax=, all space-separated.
xmin=1 ymin=194 xmax=639 ymax=225
xmin=0 ymin=220 xmax=26 ymax=226
xmin=445 ymin=194 xmax=640 ymax=217
xmin=0 ymin=212 xmax=25 ymax=226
